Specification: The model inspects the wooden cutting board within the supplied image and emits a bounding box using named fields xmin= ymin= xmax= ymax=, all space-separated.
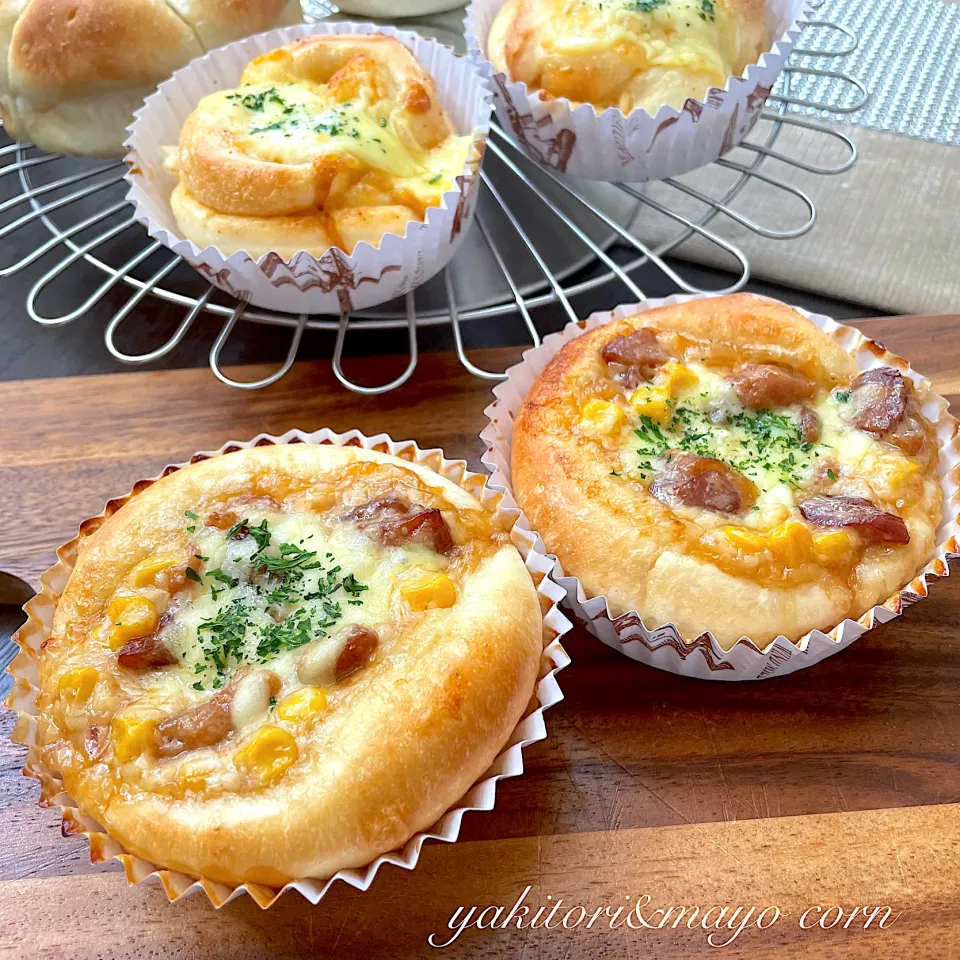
xmin=2 ymin=316 xmax=960 ymax=960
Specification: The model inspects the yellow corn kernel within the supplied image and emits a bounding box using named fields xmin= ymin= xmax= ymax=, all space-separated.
xmin=401 ymin=572 xmax=458 ymax=612
xmin=107 ymin=596 xmax=159 ymax=650
xmin=628 ymin=387 xmax=671 ymax=425
xmin=723 ymin=526 xmax=767 ymax=554
xmin=172 ymin=772 xmax=209 ymax=798
xmin=813 ymin=530 xmax=853 ymax=565
xmin=129 ymin=555 xmax=179 ymax=588
xmin=400 ymin=573 xmax=457 ymax=611
xmin=580 ymin=399 xmax=627 ymax=435
xmin=655 ymin=361 xmax=698 ymax=394
xmin=111 ymin=712 xmax=157 ymax=762
xmin=57 ymin=667 xmax=99 ymax=705
xmin=769 ymin=521 xmax=814 ymax=568
xmin=234 ymin=726 xmax=299 ymax=786
xmin=888 ymin=459 xmax=920 ymax=487
xmin=275 ymin=686 xmax=328 ymax=724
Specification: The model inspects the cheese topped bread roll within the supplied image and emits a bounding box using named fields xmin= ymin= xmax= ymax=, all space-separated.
xmin=512 ymin=295 xmax=943 ymax=649
xmin=34 ymin=444 xmax=543 ymax=886
xmin=488 ymin=0 xmax=769 ymax=114
xmin=166 ymin=35 xmax=475 ymax=259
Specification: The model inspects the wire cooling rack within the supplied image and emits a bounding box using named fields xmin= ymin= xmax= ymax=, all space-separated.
xmin=0 ymin=3 xmax=867 ymax=394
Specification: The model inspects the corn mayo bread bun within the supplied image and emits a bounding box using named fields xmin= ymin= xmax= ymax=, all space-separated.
xmin=512 ymin=294 xmax=943 ymax=649
xmin=34 ymin=444 xmax=542 ymax=886
xmin=165 ymin=34 xmax=476 ymax=260
xmin=488 ymin=0 xmax=769 ymax=114
xmin=0 ymin=0 xmax=303 ymax=157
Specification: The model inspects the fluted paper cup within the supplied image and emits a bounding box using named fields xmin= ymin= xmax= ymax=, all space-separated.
xmin=124 ymin=22 xmax=491 ymax=313
xmin=6 ymin=429 xmax=571 ymax=907
xmin=480 ymin=294 xmax=960 ymax=680
xmin=464 ymin=0 xmax=811 ymax=182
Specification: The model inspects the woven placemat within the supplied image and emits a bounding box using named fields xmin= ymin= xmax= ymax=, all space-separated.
xmin=632 ymin=123 xmax=960 ymax=315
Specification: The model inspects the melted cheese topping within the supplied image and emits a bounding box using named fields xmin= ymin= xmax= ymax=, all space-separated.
xmin=211 ymin=81 xmax=470 ymax=190
xmin=62 ymin=490 xmax=481 ymax=798
xmin=554 ymin=0 xmax=730 ymax=76
xmin=577 ymin=359 xmax=930 ymax=585
xmin=491 ymin=0 xmax=769 ymax=113
xmin=161 ymin=507 xmax=445 ymax=698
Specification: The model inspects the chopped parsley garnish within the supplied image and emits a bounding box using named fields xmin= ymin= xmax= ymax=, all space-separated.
xmin=426 ymin=173 xmax=443 ymax=184
xmin=698 ymin=0 xmax=715 ymax=20
xmin=208 ymin=568 xmax=239 ymax=588
xmin=184 ymin=566 xmax=203 ymax=584
xmin=835 ymin=390 xmax=851 ymax=403
xmin=827 ymin=468 xmax=838 ymax=480
xmin=250 ymin=120 xmax=287 ymax=134
xmin=256 ymin=606 xmax=317 ymax=659
xmin=632 ymin=403 xmax=822 ymax=488
xmin=225 ymin=518 xmax=249 ymax=540
xmin=258 ymin=542 xmax=323 ymax=574
xmin=341 ymin=573 xmax=369 ymax=598
xmin=197 ymin=598 xmax=251 ymax=677
xmin=234 ymin=86 xmax=289 ymax=112
xmin=248 ymin=519 xmax=271 ymax=551
xmin=227 ymin=85 xmax=358 ymax=141
xmin=186 ymin=516 xmax=368 ymax=689
xmin=185 ymin=509 xmax=199 ymax=533
xmin=379 ymin=117 xmax=387 ymax=127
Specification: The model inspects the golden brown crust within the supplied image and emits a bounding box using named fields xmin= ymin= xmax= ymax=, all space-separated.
xmin=512 ymin=294 xmax=943 ymax=648
xmin=487 ymin=0 xmax=769 ymax=114
xmin=0 ymin=0 xmax=303 ymax=156
xmin=35 ymin=444 xmax=543 ymax=884
xmin=170 ymin=183 xmax=419 ymax=259
xmin=167 ymin=34 xmax=474 ymax=258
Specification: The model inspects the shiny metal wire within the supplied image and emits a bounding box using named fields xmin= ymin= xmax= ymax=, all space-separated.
xmin=0 ymin=14 xmax=866 ymax=393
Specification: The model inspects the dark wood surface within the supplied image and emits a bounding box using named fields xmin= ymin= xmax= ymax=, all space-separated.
xmin=2 ymin=315 xmax=960 ymax=959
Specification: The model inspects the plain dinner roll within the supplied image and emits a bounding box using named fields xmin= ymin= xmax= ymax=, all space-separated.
xmin=0 ymin=0 xmax=303 ymax=157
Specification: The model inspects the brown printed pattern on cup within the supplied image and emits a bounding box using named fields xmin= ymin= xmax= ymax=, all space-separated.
xmin=612 ymin=113 xmax=648 ymax=167
xmin=195 ymin=262 xmax=250 ymax=304
xmin=721 ymin=83 xmax=775 ymax=155
xmin=492 ymin=73 xmax=575 ymax=172
xmin=756 ymin=643 xmax=795 ymax=679
xmin=720 ymin=103 xmax=741 ymax=155
xmin=647 ymin=89 xmax=725 ymax=153
xmin=612 ymin=612 xmax=737 ymax=672
xmin=260 ymin=249 xmax=402 ymax=312
xmin=736 ymin=82 xmax=774 ymax=143
xmin=745 ymin=83 xmax=774 ymax=118
xmin=450 ymin=138 xmax=487 ymax=242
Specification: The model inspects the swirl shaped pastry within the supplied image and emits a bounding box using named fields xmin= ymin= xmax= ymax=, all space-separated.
xmin=166 ymin=35 xmax=476 ymax=259
xmin=512 ymin=295 xmax=943 ymax=648
xmin=488 ymin=0 xmax=770 ymax=114
xmin=34 ymin=444 xmax=543 ymax=885
xmin=0 ymin=0 xmax=303 ymax=157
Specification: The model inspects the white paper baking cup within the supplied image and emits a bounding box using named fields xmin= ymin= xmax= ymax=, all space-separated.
xmin=6 ymin=429 xmax=571 ymax=908
xmin=480 ymin=293 xmax=960 ymax=681
xmin=464 ymin=0 xmax=811 ymax=181
xmin=124 ymin=22 xmax=492 ymax=313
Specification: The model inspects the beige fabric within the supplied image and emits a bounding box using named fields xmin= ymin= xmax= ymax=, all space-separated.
xmin=630 ymin=123 xmax=960 ymax=314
